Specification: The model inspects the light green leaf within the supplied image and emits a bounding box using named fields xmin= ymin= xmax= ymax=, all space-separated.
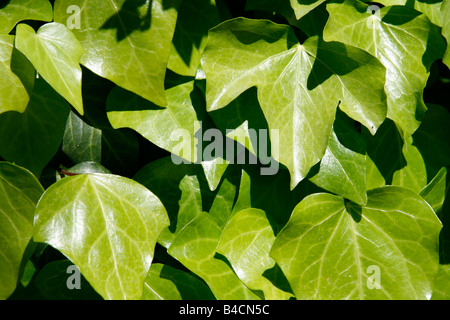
xmin=201 ymin=18 xmax=387 ymax=189
xmin=324 ymin=0 xmax=445 ymax=139
xmin=431 ymin=265 xmax=450 ymax=299
xmin=414 ymin=0 xmax=443 ymax=26
xmin=420 ymin=167 xmax=447 ymax=215
xmin=64 ymin=161 xmax=112 ymax=175
xmin=168 ymin=0 xmax=220 ymax=76
xmin=201 ymin=157 xmax=230 ymax=191
xmin=309 ymin=110 xmax=367 ymax=205
xmin=142 ymin=263 xmax=215 ymax=300
xmin=442 ymin=0 xmax=450 ymax=68
xmin=271 ymin=187 xmax=442 ymax=299
xmin=391 ymin=136 xmax=427 ymax=193
xmin=15 ymin=23 xmax=84 ymax=114
xmin=0 ymin=78 xmax=70 ymax=177
xmin=33 ymin=173 xmax=170 ymax=300
xmin=0 ymin=0 xmax=53 ymax=34
xmin=217 ymin=208 xmax=293 ymax=300
xmin=107 ymin=81 xmax=199 ymax=164
xmin=0 ymin=162 xmax=44 ymax=300
xmin=165 ymin=168 xmax=258 ymax=299
xmin=168 ymin=212 xmax=260 ymax=300
xmin=63 ymin=111 xmax=102 ymax=164
xmin=290 ymin=0 xmax=328 ymax=19
xmin=0 ymin=35 xmax=33 ymax=114
xmin=54 ymin=0 xmax=180 ymax=107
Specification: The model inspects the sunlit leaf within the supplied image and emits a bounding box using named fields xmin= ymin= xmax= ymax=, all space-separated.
xmin=202 ymin=18 xmax=387 ymax=189
xmin=33 ymin=173 xmax=169 ymax=300
xmin=271 ymin=187 xmax=442 ymax=299
xmin=0 ymin=0 xmax=53 ymax=34
xmin=54 ymin=0 xmax=180 ymax=107
xmin=324 ymin=0 xmax=445 ymax=139
xmin=0 ymin=162 xmax=44 ymax=300
xmin=15 ymin=23 xmax=84 ymax=114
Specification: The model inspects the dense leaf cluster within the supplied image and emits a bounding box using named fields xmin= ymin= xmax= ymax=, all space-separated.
xmin=1 ymin=0 xmax=450 ymax=300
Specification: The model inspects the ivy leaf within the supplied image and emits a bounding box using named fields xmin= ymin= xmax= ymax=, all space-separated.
xmin=168 ymin=213 xmax=260 ymax=300
xmin=64 ymin=161 xmax=112 ymax=175
xmin=15 ymin=23 xmax=84 ymax=115
xmin=0 ymin=162 xmax=44 ymax=300
xmin=431 ymin=265 xmax=450 ymax=299
xmin=372 ymin=0 xmax=443 ymax=26
xmin=142 ymin=263 xmax=215 ymax=300
xmin=54 ymin=0 xmax=180 ymax=107
xmin=217 ymin=208 xmax=293 ymax=300
xmin=201 ymin=18 xmax=387 ymax=189
xmin=78 ymin=68 xmax=140 ymax=176
xmin=309 ymin=110 xmax=367 ymax=205
xmin=0 ymin=0 xmax=53 ymax=34
xmin=107 ymin=81 xmax=199 ymax=164
xmin=33 ymin=173 xmax=170 ymax=300
xmin=168 ymin=0 xmax=220 ymax=76
xmin=0 ymin=35 xmax=34 ymax=114
xmin=420 ymin=167 xmax=447 ymax=215
xmin=166 ymin=170 xmax=259 ymax=299
xmin=363 ymin=118 xmax=430 ymax=193
xmin=271 ymin=187 xmax=442 ymax=299
xmin=63 ymin=111 xmax=102 ymax=164
xmin=0 ymin=78 xmax=70 ymax=177
xmin=324 ymin=0 xmax=446 ymax=139
xmin=391 ymin=137 xmax=427 ymax=193
xmin=441 ymin=0 xmax=450 ymax=68
xmin=134 ymin=157 xmax=211 ymax=248
xmin=290 ymin=0 xmax=328 ymax=19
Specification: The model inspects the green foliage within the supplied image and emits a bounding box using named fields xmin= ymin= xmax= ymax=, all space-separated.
xmin=1 ymin=0 xmax=450 ymax=300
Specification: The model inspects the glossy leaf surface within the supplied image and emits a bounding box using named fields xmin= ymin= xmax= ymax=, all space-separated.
xmin=15 ymin=23 xmax=84 ymax=114
xmin=0 ymin=0 xmax=53 ymax=34
xmin=54 ymin=0 xmax=180 ymax=107
xmin=271 ymin=187 xmax=442 ymax=299
xmin=324 ymin=0 xmax=445 ymax=139
xmin=0 ymin=162 xmax=44 ymax=300
xmin=202 ymin=18 xmax=386 ymax=188
xmin=33 ymin=173 xmax=169 ymax=300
